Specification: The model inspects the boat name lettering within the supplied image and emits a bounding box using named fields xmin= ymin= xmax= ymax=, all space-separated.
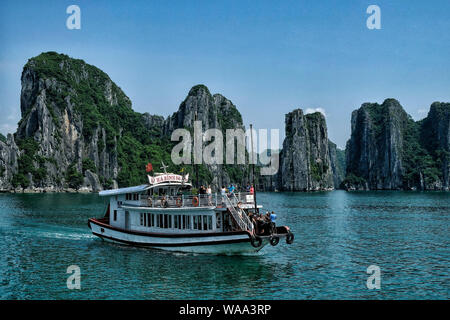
xmin=148 ymin=174 xmax=189 ymax=185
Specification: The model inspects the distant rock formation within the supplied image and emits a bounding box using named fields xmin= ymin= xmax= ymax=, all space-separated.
xmin=279 ymin=109 xmax=334 ymax=191
xmin=163 ymin=85 xmax=250 ymax=189
xmin=0 ymin=134 xmax=19 ymax=190
xmin=259 ymin=109 xmax=342 ymax=191
xmin=2 ymin=52 xmax=447 ymax=193
xmin=328 ymin=140 xmax=346 ymax=188
xmin=419 ymin=102 xmax=450 ymax=189
xmin=0 ymin=52 xmax=250 ymax=192
xmin=343 ymin=99 xmax=449 ymax=190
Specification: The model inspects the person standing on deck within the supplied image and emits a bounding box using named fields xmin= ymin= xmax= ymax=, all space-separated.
xmin=221 ymin=185 xmax=226 ymax=204
xmin=250 ymin=185 xmax=254 ymax=194
xmin=206 ymin=185 xmax=212 ymax=205
xmin=270 ymin=211 xmax=277 ymax=233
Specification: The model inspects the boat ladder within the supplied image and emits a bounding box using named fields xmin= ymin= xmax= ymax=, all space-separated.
xmin=224 ymin=195 xmax=255 ymax=234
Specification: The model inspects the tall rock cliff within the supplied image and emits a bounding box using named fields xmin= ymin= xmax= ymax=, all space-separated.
xmin=328 ymin=140 xmax=346 ymax=188
xmin=0 ymin=134 xmax=19 ymax=189
xmin=279 ymin=109 xmax=334 ymax=191
xmin=0 ymin=52 xmax=250 ymax=192
xmin=419 ymin=102 xmax=450 ymax=189
xmin=164 ymin=85 xmax=250 ymax=189
xmin=9 ymin=52 xmax=145 ymax=191
xmin=344 ymin=99 xmax=449 ymax=190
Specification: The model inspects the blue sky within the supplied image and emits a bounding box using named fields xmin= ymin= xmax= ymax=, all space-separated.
xmin=1 ymin=0 xmax=449 ymax=148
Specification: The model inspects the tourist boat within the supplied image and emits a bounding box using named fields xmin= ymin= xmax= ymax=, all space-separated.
xmin=88 ymin=171 xmax=294 ymax=254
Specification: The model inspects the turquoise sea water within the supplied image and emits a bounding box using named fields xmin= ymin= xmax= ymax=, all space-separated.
xmin=0 ymin=191 xmax=448 ymax=300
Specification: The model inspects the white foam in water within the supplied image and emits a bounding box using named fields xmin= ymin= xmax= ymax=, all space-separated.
xmin=37 ymin=230 xmax=95 ymax=241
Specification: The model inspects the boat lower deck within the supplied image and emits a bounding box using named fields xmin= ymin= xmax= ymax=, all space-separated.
xmin=88 ymin=218 xmax=266 ymax=254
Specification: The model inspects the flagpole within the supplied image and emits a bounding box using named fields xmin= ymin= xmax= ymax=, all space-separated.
xmin=194 ymin=110 xmax=199 ymax=188
xmin=250 ymin=124 xmax=258 ymax=214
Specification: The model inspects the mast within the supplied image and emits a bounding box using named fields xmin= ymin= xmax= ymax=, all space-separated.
xmin=194 ymin=110 xmax=199 ymax=188
xmin=250 ymin=124 xmax=258 ymax=214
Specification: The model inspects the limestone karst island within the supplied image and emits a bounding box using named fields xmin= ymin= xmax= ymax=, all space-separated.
xmin=0 ymin=52 xmax=448 ymax=193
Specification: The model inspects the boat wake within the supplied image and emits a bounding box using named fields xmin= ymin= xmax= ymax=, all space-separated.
xmin=36 ymin=230 xmax=96 ymax=241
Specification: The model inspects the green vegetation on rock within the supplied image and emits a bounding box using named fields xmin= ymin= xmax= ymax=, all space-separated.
xmin=82 ymin=158 xmax=97 ymax=174
xmin=12 ymin=138 xmax=47 ymax=188
xmin=65 ymin=163 xmax=84 ymax=190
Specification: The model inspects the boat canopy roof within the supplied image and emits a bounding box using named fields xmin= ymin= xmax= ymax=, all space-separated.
xmin=99 ymin=184 xmax=150 ymax=197
xmin=99 ymin=172 xmax=192 ymax=197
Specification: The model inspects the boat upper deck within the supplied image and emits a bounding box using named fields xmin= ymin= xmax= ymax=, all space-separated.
xmin=120 ymin=192 xmax=262 ymax=210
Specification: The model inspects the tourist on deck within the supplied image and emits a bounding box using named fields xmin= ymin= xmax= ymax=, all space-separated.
xmin=221 ymin=185 xmax=227 ymax=204
xmin=250 ymin=185 xmax=254 ymax=194
xmin=198 ymin=185 xmax=206 ymax=206
xmin=228 ymin=184 xmax=235 ymax=195
xmin=269 ymin=211 xmax=277 ymax=233
xmin=270 ymin=211 xmax=277 ymax=223
xmin=246 ymin=184 xmax=251 ymax=192
xmin=206 ymin=185 xmax=212 ymax=205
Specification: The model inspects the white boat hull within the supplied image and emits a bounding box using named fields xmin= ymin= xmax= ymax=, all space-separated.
xmin=88 ymin=219 xmax=267 ymax=254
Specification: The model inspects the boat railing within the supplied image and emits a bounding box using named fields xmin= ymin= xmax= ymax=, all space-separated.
xmin=126 ymin=194 xmax=220 ymax=208
xmin=231 ymin=192 xmax=255 ymax=205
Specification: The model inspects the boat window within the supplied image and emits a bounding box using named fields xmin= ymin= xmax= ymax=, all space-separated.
xmin=156 ymin=214 xmax=160 ymax=228
xmin=177 ymin=215 xmax=182 ymax=229
xmin=198 ymin=216 xmax=203 ymax=230
xmin=140 ymin=213 xmax=144 ymax=226
xmin=193 ymin=216 xmax=197 ymax=230
xmin=144 ymin=213 xmax=147 ymax=226
xmin=113 ymin=210 xmax=117 ymax=221
xmin=203 ymin=215 xmax=208 ymax=230
xmin=133 ymin=194 xmax=139 ymax=201
xmin=186 ymin=216 xmax=191 ymax=229
xmin=164 ymin=214 xmax=168 ymax=228
xmin=182 ymin=215 xmax=186 ymax=229
xmin=174 ymin=215 xmax=178 ymax=228
xmin=208 ymin=216 xmax=212 ymax=230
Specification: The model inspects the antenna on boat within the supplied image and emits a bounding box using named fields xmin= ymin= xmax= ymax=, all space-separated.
xmin=194 ymin=109 xmax=199 ymax=188
xmin=250 ymin=124 xmax=258 ymax=214
xmin=160 ymin=161 xmax=168 ymax=174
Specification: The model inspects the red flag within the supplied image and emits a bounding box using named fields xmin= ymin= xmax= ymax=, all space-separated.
xmin=146 ymin=163 xmax=153 ymax=173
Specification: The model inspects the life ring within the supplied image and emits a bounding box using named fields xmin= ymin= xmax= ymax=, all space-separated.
xmin=270 ymin=236 xmax=279 ymax=246
xmin=250 ymin=236 xmax=262 ymax=248
xmin=192 ymin=196 xmax=199 ymax=207
xmin=286 ymin=232 xmax=294 ymax=244
xmin=176 ymin=197 xmax=182 ymax=207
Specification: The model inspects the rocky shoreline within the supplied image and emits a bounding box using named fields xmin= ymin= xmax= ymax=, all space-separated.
xmin=0 ymin=187 xmax=95 ymax=193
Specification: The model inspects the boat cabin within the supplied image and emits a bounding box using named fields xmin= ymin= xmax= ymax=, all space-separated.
xmin=100 ymin=173 xmax=234 ymax=234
